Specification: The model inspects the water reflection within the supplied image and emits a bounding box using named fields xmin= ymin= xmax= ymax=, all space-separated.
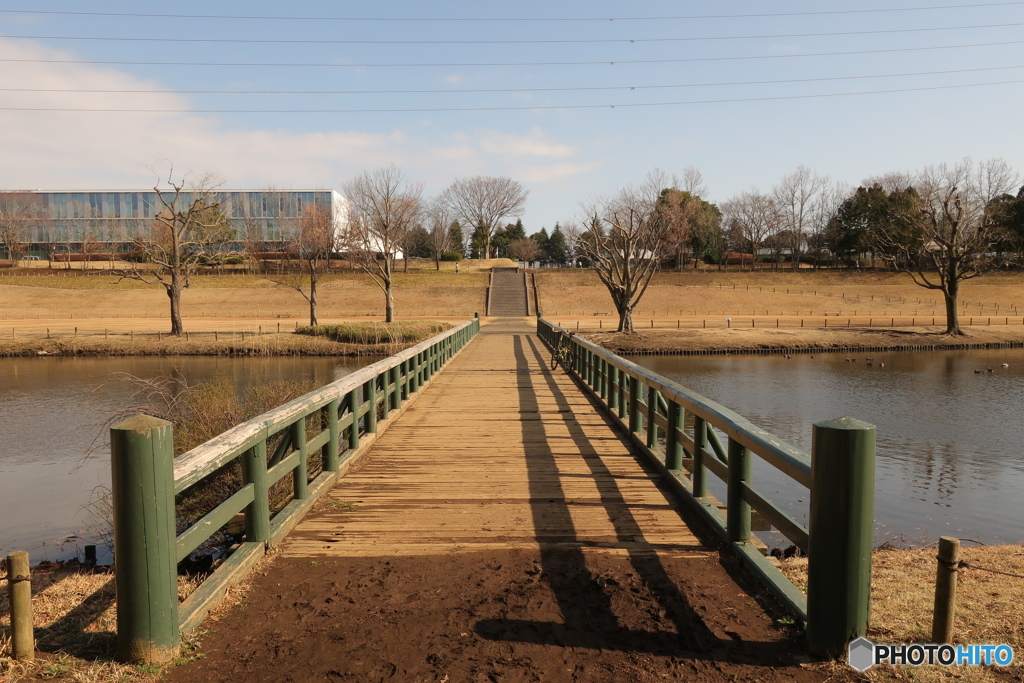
xmin=629 ymin=348 xmax=1024 ymax=546
xmin=0 ymin=356 xmax=374 ymax=560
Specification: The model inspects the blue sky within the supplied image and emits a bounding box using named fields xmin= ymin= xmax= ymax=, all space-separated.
xmin=1 ymin=1 xmax=1022 ymax=230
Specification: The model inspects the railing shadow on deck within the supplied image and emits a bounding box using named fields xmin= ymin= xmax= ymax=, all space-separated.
xmin=473 ymin=333 xmax=793 ymax=663
xmin=106 ymin=317 xmax=481 ymax=664
xmin=532 ymin=318 xmax=877 ymax=656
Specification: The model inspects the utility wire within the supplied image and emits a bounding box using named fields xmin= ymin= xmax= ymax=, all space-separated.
xmin=3 ymin=65 xmax=1022 ymax=96
xmin=4 ymin=22 xmax=1024 ymax=45
xmin=1 ymin=3 xmax=1022 ymax=22
xmin=1 ymin=78 xmax=1019 ymax=113
xmin=3 ymin=39 xmax=1021 ymax=68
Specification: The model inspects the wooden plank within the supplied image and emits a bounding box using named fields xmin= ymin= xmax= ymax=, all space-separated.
xmin=283 ymin=323 xmax=710 ymax=562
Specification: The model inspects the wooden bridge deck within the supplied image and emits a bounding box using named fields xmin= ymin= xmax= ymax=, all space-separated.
xmin=287 ymin=319 xmax=707 ymax=559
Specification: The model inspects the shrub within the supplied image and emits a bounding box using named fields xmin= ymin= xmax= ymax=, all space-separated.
xmin=297 ymin=321 xmax=451 ymax=345
xmin=441 ymin=252 xmax=463 ymax=262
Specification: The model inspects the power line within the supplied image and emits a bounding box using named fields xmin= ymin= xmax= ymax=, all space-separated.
xmin=1 ymin=79 xmax=1019 ymax=113
xmin=3 ymin=39 xmax=1021 ymax=69
xmin=4 ymin=22 xmax=1024 ymax=46
xmin=3 ymin=65 xmax=1022 ymax=96
xmin=1 ymin=3 xmax=1022 ymax=22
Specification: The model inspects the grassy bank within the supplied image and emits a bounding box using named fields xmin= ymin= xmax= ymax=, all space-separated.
xmin=0 ymin=321 xmax=454 ymax=358
xmin=779 ymin=544 xmax=1024 ymax=681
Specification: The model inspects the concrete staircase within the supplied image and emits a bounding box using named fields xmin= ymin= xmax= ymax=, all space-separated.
xmin=488 ymin=268 xmax=529 ymax=317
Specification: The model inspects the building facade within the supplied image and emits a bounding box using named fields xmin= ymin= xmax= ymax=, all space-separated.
xmin=0 ymin=189 xmax=348 ymax=258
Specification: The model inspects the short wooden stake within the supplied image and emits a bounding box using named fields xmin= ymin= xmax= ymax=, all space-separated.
xmin=7 ymin=551 xmax=34 ymax=661
xmin=931 ymin=536 xmax=961 ymax=644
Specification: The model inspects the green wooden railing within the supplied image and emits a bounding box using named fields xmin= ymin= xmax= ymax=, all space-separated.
xmin=109 ymin=317 xmax=480 ymax=664
xmin=538 ymin=317 xmax=875 ymax=655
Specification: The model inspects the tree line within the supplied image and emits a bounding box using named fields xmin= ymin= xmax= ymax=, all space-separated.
xmin=570 ymin=158 xmax=1024 ymax=335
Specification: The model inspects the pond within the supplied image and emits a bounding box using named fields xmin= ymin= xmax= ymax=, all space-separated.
xmin=628 ymin=348 xmax=1024 ymax=548
xmin=0 ymin=356 xmax=376 ymax=561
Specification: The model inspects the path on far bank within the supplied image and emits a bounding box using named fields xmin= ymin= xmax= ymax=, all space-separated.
xmin=165 ymin=319 xmax=823 ymax=683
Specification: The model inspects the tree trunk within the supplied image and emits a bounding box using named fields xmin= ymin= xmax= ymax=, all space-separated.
xmin=616 ymin=300 xmax=633 ymax=333
xmin=943 ymin=283 xmax=964 ymax=336
xmin=434 ymin=255 xmax=440 ymax=271
xmin=309 ymin=278 xmax=318 ymax=327
xmin=385 ymin=285 xmax=395 ymax=323
xmin=167 ymin=280 xmax=184 ymax=335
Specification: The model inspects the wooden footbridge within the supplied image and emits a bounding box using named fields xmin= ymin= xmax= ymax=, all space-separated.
xmin=108 ymin=314 xmax=876 ymax=667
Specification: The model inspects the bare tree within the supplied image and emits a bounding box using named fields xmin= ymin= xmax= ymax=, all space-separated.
xmin=679 ymin=166 xmax=708 ymax=197
xmin=572 ymin=171 xmax=672 ymax=332
xmin=272 ymin=202 xmax=336 ymax=326
xmin=508 ymin=238 xmax=542 ymax=263
xmin=721 ymin=190 xmax=779 ymax=270
xmin=807 ymin=179 xmax=849 ymax=268
xmin=874 ymin=158 xmax=1019 ymax=335
xmin=773 ymin=166 xmax=828 ymax=269
xmin=425 ymin=197 xmax=454 ymax=270
xmin=442 ymin=176 xmax=527 ymax=260
xmin=117 ymin=169 xmax=232 ymax=335
xmin=0 ymin=192 xmax=45 ymax=261
xmin=344 ymin=166 xmax=423 ymax=322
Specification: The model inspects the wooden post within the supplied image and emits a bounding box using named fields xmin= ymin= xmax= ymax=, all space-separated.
xmin=110 ymin=415 xmax=178 ymax=664
xmin=293 ymin=418 xmax=308 ymax=499
xmin=665 ymin=399 xmax=683 ymax=471
xmin=7 ymin=551 xmax=33 ymax=661
xmin=241 ymin=441 xmax=270 ymax=543
xmin=727 ymin=438 xmax=751 ymax=543
xmin=628 ymin=376 xmax=642 ymax=434
xmin=692 ymin=416 xmax=707 ymax=497
xmin=807 ymin=417 xmax=876 ymax=655
xmin=932 ymin=536 xmax=961 ymax=643
xmin=646 ymin=386 xmax=658 ymax=448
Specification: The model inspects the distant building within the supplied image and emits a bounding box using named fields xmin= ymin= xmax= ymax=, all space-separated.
xmin=0 ymin=189 xmax=348 ymax=258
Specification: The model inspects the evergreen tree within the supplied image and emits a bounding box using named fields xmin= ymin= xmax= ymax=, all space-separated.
xmin=546 ymin=223 xmax=567 ymax=263
xmin=447 ymin=220 xmax=464 ymax=255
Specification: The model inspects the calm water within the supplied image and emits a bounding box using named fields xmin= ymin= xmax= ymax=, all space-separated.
xmin=0 ymin=356 xmax=374 ymax=561
xmin=629 ymin=349 xmax=1024 ymax=547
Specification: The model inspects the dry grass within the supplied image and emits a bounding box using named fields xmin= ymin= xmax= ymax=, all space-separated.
xmin=536 ymin=270 xmax=1024 ymax=319
xmin=777 ymin=544 xmax=1024 ymax=681
xmin=0 ymin=551 xmax=281 ymax=682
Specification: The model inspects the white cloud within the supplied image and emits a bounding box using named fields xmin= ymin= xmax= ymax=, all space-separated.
xmin=0 ymin=39 xmax=601 ymax=205
xmin=478 ymin=128 xmax=576 ymax=158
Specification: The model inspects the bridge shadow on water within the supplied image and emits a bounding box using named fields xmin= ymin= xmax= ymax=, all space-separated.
xmin=472 ymin=332 xmax=794 ymax=665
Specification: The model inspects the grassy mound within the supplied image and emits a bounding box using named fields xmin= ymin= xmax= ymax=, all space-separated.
xmin=297 ymin=320 xmax=451 ymax=345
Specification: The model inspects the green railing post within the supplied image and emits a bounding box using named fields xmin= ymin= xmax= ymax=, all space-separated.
xmin=325 ymin=399 xmax=340 ymax=471
xmin=628 ymin=376 xmax=642 ymax=433
xmin=391 ymin=366 xmax=403 ymax=409
xmin=110 ymin=415 xmax=178 ymax=664
xmin=807 ymin=417 xmax=876 ymax=655
xmin=617 ymin=368 xmax=627 ymax=420
xmin=242 ymin=441 xmax=270 ymax=543
xmin=726 ymin=437 xmax=751 ymax=543
xmin=692 ymin=416 xmax=708 ymax=497
xmin=608 ymin=366 xmax=619 ymax=412
xmin=646 ymin=386 xmax=659 ymax=448
xmin=379 ymin=373 xmax=391 ymax=421
xmin=366 ymin=377 xmax=378 ymax=434
xmin=409 ymin=354 xmax=420 ymax=393
xmin=293 ymin=418 xmax=308 ymax=499
xmin=666 ymin=399 xmax=683 ymax=471
xmin=347 ymin=388 xmax=360 ymax=451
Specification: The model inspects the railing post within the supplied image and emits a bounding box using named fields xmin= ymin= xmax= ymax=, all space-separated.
xmin=242 ymin=440 xmax=270 ymax=543
xmin=347 ymin=388 xmax=360 ymax=451
xmin=807 ymin=417 xmax=876 ymax=655
xmin=391 ymin=366 xmax=403 ymax=409
xmin=628 ymin=376 xmax=642 ymax=433
xmin=646 ymin=386 xmax=658 ymax=448
xmin=325 ymin=399 xmax=340 ymax=470
xmin=366 ymin=377 xmax=378 ymax=434
xmin=110 ymin=414 xmax=179 ymax=664
xmin=617 ymin=369 xmax=627 ymax=420
xmin=7 ymin=550 xmax=33 ymax=661
xmin=666 ymin=399 xmax=683 ymax=471
xmin=726 ymin=437 xmax=751 ymax=543
xmin=692 ymin=416 xmax=707 ymax=497
xmin=609 ymin=366 xmax=619 ymax=412
xmin=293 ymin=418 xmax=308 ymax=499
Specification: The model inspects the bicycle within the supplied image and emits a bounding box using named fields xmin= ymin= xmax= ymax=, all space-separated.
xmin=550 ymin=330 xmax=575 ymax=371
